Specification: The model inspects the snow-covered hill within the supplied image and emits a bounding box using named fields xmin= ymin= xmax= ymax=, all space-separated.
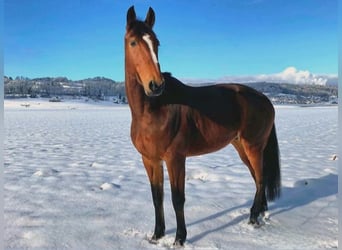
xmin=4 ymin=76 xmax=338 ymax=105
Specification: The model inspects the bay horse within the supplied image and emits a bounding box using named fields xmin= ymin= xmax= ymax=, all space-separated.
xmin=124 ymin=6 xmax=280 ymax=246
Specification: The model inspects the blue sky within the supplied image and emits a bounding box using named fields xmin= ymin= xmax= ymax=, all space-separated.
xmin=4 ymin=0 xmax=338 ymax=82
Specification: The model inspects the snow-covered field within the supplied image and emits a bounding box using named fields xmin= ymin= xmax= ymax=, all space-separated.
xmin=4 ymin=99 xmax=338 ymax=249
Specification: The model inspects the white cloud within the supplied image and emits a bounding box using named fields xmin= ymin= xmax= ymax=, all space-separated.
xmin=265 ymin=67 xmax=328 ymax=85
xmin=184 ymin=66 xmax=337 ymax=85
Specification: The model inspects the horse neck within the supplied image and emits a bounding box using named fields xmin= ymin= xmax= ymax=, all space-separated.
xmin=125 ymin=71 xmax=201 ymax=116
xmin=163 ymin=76 xmax=199 ymax=107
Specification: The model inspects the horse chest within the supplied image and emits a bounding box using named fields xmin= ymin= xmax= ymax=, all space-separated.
xmin=130 ymin=119 xmax=170 ymax=158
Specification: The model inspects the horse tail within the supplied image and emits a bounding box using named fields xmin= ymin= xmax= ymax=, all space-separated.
xmin=263 ymin=124 xmax=281 ymax=201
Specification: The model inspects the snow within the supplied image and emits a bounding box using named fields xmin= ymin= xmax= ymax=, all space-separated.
xmin=4 ymin=99 xmax=338 ymax=249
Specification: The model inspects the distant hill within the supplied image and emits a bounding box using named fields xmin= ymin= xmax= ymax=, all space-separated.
xmin=244 ymin=82 xmax=338 ymax=104
xmin=4 ymin=76 xmax=338 ymax=105
xmin=4 ymin=76 xmax=126 ymax=102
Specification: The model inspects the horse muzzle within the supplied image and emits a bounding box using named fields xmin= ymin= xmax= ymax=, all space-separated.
xmin=146 ymin=80 xmax=165 ymax=97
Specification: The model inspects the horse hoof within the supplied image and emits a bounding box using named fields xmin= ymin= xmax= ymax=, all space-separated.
xmin=261 ymin=211 xmax=270 ymax=221
xmin=173 ymin=238 xmax=185 ymax=247
xmin=249 ymin=216 xmax=267 ymax=228
xmin=148 ymin=238 xmax=158 ymax=244
xmin=248 ymin=217 xmax=260 ymax=226
xmin=149 ymin=233 xmax=164 ymax=244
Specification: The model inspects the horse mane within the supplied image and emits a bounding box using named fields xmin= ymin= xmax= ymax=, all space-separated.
xmin=162 ymin=72 xmax=172 ymax=77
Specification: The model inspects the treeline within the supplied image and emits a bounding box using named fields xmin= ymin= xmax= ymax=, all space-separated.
xmin=4 ymin=76 xmax=126 ymax=101
xmin=244 ymin=82 xmax=338 ymax=99
xmin=244 ymin=82 xmax=338 ymax=104
xmin=4 ymin=76 xmax=338 ymax=104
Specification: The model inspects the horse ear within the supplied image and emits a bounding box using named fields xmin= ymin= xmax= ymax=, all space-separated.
xmin=127 ymin=6 xmax=136 ymax=28
xmin=145 ymin=7 xmax=155 ymax=28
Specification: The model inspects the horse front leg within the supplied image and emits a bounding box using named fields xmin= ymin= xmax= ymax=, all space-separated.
xmin=165 ymin=155 xmax=187 ymax=246
xmin=142 ymin=156 xmax=165 ymax=242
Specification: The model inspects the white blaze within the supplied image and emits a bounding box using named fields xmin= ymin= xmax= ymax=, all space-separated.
xmin=142 ymin=34 xmax=158 ymax=64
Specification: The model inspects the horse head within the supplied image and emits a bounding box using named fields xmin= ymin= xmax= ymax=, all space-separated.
xmin=125 ymin=6 xmax=165 ymax=97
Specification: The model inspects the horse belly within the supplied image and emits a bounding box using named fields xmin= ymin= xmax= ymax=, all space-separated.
xmin=186 ymin=127 xmax=237 ymax=156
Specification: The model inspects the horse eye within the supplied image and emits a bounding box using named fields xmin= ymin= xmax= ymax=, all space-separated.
xmin=130 ymin=40 xmax=137 ymax=47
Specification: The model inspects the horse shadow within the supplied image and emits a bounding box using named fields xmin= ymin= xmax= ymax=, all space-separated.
xmin=269 ymin=173 xmax=337 ymax=216
xmin=167 ymin=173 xmax=338 ymax=244
xmin=165 ymin=202 xmax=250 ymax=243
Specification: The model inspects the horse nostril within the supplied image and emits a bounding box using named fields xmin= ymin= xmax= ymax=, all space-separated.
xmin=148 ymin=80 xmax=164 ymax=96
xmin=149 ymin=81 xmax=157 ymax=92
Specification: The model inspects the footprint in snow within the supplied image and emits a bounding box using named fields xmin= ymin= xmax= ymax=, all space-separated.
xmin=330 ymin=154 xmax=337 ymax=160
xmin=90 ymin=162 xmax=106 ymax=168
xmin=187 ymin=172 xmax=209 ymax=182
xmin=294 ymin=179 xmax=310 ymax=187
xmin=100 ymin=182 xmax=121 ymax=190
xmin=33 ymin=169 xmax=59 ymax=177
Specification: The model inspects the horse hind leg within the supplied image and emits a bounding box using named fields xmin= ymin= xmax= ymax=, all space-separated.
xmin=232 ymin=139 xmax=267 ymax=225
xmin=245 ymin=145 xmax=268 ymax=225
